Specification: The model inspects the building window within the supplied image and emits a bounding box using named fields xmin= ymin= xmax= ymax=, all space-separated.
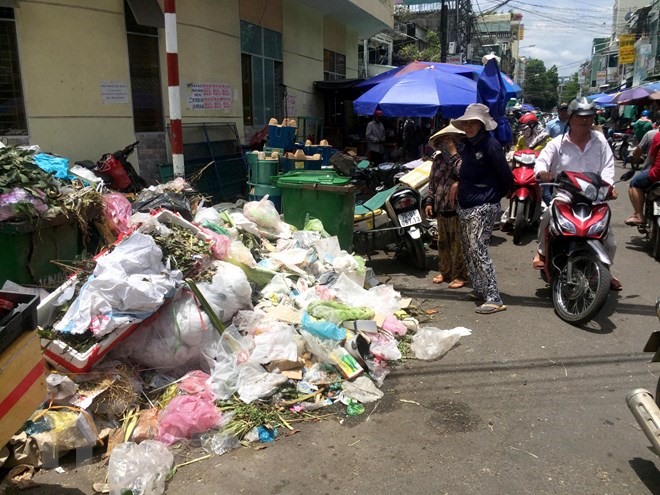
xmin=0 ymin=8 xmax=26 ymax=135
xmin=125 ymin=1 xmax=164 ymax=132
xmin=324 ymin=49 xmax=346 ymax=81
xmin=240 ymin=21 xmax=283 ymax=127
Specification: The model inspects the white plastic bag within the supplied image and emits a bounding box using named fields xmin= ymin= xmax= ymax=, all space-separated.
xmin=108 ymin=440 xmax=173 ymax=495
xmin=248 ymin=325 xmax=298 ymax=364
xmin=237 ymin=364 xmax=288 ymax=403
xmin=243 ymin=196 xmax=281 ymax=230
xmin=196 ymin=261 xmax=253 ymax=323
xmin=410 ymin=326 xmax=472 ymax=360
xmin=54 ymin=233 xmax=182 ymax=337
xmin=341 ymin=376 xmax=384 ymax=403
xmin=331 ymin=273 xmax=401 ymax=315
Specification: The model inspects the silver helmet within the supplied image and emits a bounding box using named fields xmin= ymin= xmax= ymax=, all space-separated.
xmin=567 ymin=97 xmax=596 ymax=117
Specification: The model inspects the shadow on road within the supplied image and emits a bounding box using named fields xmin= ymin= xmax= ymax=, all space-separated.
xmin=629 ymin=457 xmax=660 ymax=494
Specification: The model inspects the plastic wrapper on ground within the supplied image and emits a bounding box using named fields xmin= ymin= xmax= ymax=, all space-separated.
xmin=196 ymin=261 xmax=253 ymax=323
xmin=108 ymin=440 xmax=173 ymax=495
xmin=410 ymin=326 xmax=472 ymax=360
xmin=157 ymin=395 xmax=222 ymax=445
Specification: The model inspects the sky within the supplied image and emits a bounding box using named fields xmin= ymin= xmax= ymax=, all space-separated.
xmin=475 ymin=0 xmax=615 ymax=77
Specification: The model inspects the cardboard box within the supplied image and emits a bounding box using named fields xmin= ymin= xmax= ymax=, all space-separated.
xmin=0 ymin=330 xmax=47 ymax=449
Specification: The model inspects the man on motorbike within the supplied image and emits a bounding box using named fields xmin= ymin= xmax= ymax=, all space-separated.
xmin=532 ymin=97 xmax=622 ymax=290
xmin=625 ymin=130 xmax=660 ymax=226
xmin=546 ymin=102 xmax=569 ymax=138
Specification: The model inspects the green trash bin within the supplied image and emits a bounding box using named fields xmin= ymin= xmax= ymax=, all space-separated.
xmin=275 ymin=171 xmax=355 ymax=251
xmin=0 ymin=215 xmax=79 ymax=286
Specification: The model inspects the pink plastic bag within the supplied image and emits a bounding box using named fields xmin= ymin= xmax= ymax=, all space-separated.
xmin=179 ymin=370 xmax=215 ymax=402
xmin=382 ymin=315 xmax=407 ymax=336
xmin=103 ymin=192 xmax=133 ymax=235
xmin=157 ymin=395 xmax=222 ymax=446
xmin=200 ymin=227 xmax=231 ymax=260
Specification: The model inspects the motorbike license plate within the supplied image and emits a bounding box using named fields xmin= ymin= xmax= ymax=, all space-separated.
xmin=654 ymin=200 xmax=660 ymax=216
xmin=397 ymin=210 xmax=422 ymax=227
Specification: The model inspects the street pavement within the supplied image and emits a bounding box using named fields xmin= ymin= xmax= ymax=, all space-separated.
xmin=32 ymin=160 xmax=660 ymax=495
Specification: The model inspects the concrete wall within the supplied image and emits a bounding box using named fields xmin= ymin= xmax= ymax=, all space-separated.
xmin=16 ymin=0 xmax=135 ymax=163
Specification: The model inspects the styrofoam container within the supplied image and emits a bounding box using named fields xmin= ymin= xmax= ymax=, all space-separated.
xmin=37 ymin=209 xmax=208 ymax=372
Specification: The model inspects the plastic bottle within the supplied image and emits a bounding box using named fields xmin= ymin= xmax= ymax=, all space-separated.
xmin=346 ymin=399 xmax=365 ymax=416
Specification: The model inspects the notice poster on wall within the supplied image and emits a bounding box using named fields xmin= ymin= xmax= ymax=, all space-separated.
xmin=100 ymin=81 xmax=129 ymax=104
xmin=187 ymin=83 xmax=233 ymax=110
xmin=286 ymin=94 xmax=297 ymax=116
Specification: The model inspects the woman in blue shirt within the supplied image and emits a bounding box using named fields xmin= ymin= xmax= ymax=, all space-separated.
xmin=451 ymin=104 xmax=514 ymax=314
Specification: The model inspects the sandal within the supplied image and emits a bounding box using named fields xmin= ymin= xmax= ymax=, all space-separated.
xmin=475 ymin=303 xmax=507 ymax=314
xmin=610 ymin=276 xmax=623 ymax=291
xmin=432 ymin=274 xmax=444 ymax=284
xmin=624 ymin=216 xmax=644 ymax=226
xmin=448 ymin=279 xmax=465 ymax=289
xmin=532 ymin=254 xmax=545 ymax=269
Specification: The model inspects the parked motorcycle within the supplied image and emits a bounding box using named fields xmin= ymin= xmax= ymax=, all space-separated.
xmin=504 ymin=150 xmax=543 ymax=245
xmin=353 ymin=181 xmax=426 ymax=270
xmin=621 ymin=170 xmax=660 ymax=260
xmin=537 ymin=171 xmax=615 ymax=325
xmin=75 ymin=141 xmax=146 ymax=193
xmin=626 ymin=297 xmax=660 ymax=455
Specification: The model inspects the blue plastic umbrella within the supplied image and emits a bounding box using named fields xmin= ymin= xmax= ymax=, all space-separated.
xmin=476 ymin=58 xmax=512 ymax=147
xmin=462 ymin=63 xmax=522 ymax=99
xmin=593 ymin=93 xmax=620 ymax=105
xmin=356 ymin=61 xmax=475 ymax=90
xmin=353 ymin=65 xmax=477 ymax=118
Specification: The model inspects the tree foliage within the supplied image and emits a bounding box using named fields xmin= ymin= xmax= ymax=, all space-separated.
xmin=523 ymin=59 xmax=564 ymax=111
xmin=560 ymin=74 xmax=581 ymax=104
xmin=398 ymin=30 xmax=442 ymax=63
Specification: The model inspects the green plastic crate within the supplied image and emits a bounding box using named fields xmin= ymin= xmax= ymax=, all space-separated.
xmin=275 ymin=171 xmax=355 ymax=251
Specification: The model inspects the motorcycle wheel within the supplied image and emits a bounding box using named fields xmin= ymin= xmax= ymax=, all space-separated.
xmin=613 ymin=144 xmax=622 ymax=160
xmin=403 ymin=233 xmax=427 ymax=270
xmin=512 ymin=200 xmax=527 ymax=245
xmin=652 ymin=222 xmax=660 ymax=261
xmin=552 ymin=254 xmax=610 ymax=325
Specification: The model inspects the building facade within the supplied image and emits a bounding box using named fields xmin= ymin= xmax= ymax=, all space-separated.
xmin=1 ymin=0 xmax=391 ymax=184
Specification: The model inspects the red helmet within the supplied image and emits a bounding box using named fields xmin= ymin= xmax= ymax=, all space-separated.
xmin=518 ymin=113 xmax=538 ymax=126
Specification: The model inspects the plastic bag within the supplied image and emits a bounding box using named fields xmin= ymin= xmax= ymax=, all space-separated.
xmin=236 ymin=364 xmax=288 ymax=403
xmin=103 ymin=192 xmax=133 ymax=235
xmin=0 ymin=187 xmax=48 ymax=222
xmin=54 ymin=233 xmax=182 ymax=337
xmin=382 ymin=315 xmax=407 ymax=336
xmin=131 ymin=408 xmax=160 ymax=443
xmin=132 ymin=190 xmax=192 ymax=221
xmin=196 ymin=261 xmax=253 ymax=323
xmin=248 ymin=325 xmax=298 ymax=364
xmin=30 ymin=409 xmax=99 ymax=461
xmin=229 ymin=240 xmax=257 ymax=267
xmin=108 ymin=440 xmax=173 ymax=495
xmin=199 ymin=227 xmax=231 ymax=260
xmin=33 ymin=153 xmax=71 ymax=179
xmin=111 ymin=288 xmax=219 ymax=372
xmin=301 ymin=311 xmax=346 ymax=341
xmin=157 ymin=395 xmax=222 ymax=445
xmin=243 ymin=196 xmax=281 ymax=230
xmin=179 ymin=370 xmax=215 ymax=402
xmin=410 ymin=326 xmax=472 ymax=360
xmin=306 ymin=300 xmax=374 ymax=324
xmin=304 ymin=217 xmax=329 ymax=237
xmin=369 ymin=332 xmax=402 ymax=361
xmin=331 ymin=273 xmax=401 ymax=315
xmin=341 ymin=376 xmax=384 ymax=403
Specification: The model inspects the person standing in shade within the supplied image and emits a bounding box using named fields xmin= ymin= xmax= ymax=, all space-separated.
xmin=366 ymin=110 xmax=386 ymax=165
xmin=423 ymin=124 xmax=468 ymax=290
xmin=450 ymin=104 xmax=514 ymax=314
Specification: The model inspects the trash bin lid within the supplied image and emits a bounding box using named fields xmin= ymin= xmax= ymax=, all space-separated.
xmin=275 ymin=170 xmax=351 ymax=186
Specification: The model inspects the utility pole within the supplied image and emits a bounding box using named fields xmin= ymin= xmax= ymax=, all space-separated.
xmin=440 ymin=0 xmax=448 ymax=62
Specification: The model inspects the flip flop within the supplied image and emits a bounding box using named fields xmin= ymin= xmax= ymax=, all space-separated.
xmin=448 ymin=279 xmax=466 ymax=289
xmin=624 ymin=217 xmax=644 ymax=226
xmin=610 ymin=277 xmax=623 ymax=291
xmin=475 ymin=303 xmax=507 ymax=314
xmin=432 ymin=275 xmax=444 ymax=284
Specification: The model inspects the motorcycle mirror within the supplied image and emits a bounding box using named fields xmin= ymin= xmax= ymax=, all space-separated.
xmin=620 ymin=170 xmax=635 ymax=181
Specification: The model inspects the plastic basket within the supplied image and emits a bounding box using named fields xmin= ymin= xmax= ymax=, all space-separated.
xmin=268 ymin=125 xmax=296 ymax=151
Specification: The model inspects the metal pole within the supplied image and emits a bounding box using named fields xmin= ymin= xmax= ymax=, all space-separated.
xmin=440 ymin=0 xmax=448 ymax=63
xmin=164 ymin=0 xmax=184 ymax=177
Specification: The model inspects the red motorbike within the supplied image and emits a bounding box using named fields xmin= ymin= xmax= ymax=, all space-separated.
xmin=505 ymin=150 xmax=543 ymax=245
xmin=538 ymin=171 xmax=614 ymax=325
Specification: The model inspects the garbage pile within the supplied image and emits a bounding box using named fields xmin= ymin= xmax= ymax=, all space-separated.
xmin=1 ymin=158 xmax=471 ymax=494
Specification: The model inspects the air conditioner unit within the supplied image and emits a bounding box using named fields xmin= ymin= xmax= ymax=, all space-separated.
xmin=448 ymin=42 xmax=456 ymax=54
